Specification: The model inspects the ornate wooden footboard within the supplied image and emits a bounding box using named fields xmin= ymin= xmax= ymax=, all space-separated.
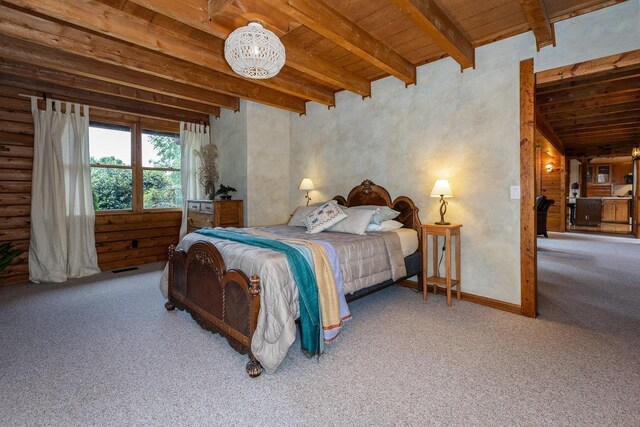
xmin=165 ymin=241 xmax=263 ymax=377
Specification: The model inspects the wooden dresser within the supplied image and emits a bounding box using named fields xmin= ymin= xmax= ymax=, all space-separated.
xmin=186 ymin=199 xmax=243 ymax=233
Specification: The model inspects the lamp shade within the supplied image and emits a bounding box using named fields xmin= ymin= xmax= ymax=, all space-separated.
xmin=430 ymin=179 xmax=453 ymax=198
xmin=298 ymin=178 xmax=315 ymax=191
xmin=224 ymin=22 xmax=286 ymax=79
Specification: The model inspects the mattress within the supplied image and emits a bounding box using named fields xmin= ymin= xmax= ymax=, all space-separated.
xmin=392 ymin=228 xmax=419 ymax=257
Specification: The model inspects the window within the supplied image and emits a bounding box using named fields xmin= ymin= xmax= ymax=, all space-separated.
xmin=89 ymin=122 xmax=182 ymax=212
xmin=141 ymin=130 xmax=181 ymax=209
xmin=89 ymin=123 xmax=133 ymax=211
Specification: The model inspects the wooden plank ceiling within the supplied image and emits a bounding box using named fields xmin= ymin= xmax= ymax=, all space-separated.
xmin=0 ymin=0 xmax=627 ymax=119
xmin=536 ymin=59 xmax=640 ymax=158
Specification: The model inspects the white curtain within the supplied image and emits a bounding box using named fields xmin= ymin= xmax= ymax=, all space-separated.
xmin=179 ymin=122 xmax=209 ymax=239
xmin=29 ymin=98 xmax=100 ymax=283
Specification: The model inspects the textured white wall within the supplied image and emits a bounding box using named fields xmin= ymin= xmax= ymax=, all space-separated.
xmin=213 ymin=100 xmax=248 ymax=224
xmin=246 ymin=102 xmax=291 ymax=226
xmin=214 ymin=100 xmax=291 ymax=227
xmin=289 ymin=1 xmax=640 ymax=304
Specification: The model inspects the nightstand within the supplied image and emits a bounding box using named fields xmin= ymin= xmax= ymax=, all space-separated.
xmin=421 ymin=224 xmax=462 ymax=307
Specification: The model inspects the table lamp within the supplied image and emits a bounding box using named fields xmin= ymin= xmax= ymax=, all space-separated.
xmin=430 ymin=179 xmax=454 ymax=225
xmin=298 ymin=178 xmax=315 ymax=206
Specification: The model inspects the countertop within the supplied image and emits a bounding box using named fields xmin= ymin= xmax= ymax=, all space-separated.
xmin=568 ymin=197 xmax=632 ymax=200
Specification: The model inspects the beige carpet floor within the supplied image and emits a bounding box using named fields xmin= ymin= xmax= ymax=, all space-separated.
xmin=0 ymin=232 xmax=638 ymax=426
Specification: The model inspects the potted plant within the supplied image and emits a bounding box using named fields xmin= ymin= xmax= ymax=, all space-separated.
xmin=215 ymin=184 xmax=237 ymax=200
xmin=570 ymin=182 xmax=579 ymax=197
xmin=0 ymin=242 xmax=22 ymax=274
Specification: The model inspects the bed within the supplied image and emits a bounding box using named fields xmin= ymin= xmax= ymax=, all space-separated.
xmin=164 ymin=180 xmax=422 ymax=377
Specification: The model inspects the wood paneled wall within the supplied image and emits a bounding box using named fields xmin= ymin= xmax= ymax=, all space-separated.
xmin=0 ymin=86 xmax=182 ymax=286
xmin=540 ymin=150 xmax=563 ymax=231
xmin=536 ymin=131 xmax=565 ymax=233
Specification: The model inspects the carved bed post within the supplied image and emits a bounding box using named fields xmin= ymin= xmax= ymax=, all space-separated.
xmin=165 ymin=244 xmax=176 ymax=311
xmin=246 ymin=274 xmax=263 ymax=378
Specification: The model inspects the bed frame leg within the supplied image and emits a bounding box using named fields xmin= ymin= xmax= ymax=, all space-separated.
xmin=246 ymin=355 xmax=263 ymax=378
xmin=165 ymin=300 xmax=176 ymax=311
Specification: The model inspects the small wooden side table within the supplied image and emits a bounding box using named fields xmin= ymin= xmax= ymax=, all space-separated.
xmin=421 ymin=224 xmax=462 ymax=307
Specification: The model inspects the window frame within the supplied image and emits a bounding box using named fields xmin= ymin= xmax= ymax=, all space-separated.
xmin=90 ymin=118 xmax=183 ymax=215
xmin=89 ymin=121 xmax=135 ymax=214
xmin=140 ymin=128 xmax=182 ymax=211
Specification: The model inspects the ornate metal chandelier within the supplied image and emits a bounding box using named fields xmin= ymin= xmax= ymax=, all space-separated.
xmin=224 ymin=22 xmax=286 ymax=79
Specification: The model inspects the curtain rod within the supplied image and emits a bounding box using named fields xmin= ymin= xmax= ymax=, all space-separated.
xmin=19 ymin=93 xmax=209 ymax=125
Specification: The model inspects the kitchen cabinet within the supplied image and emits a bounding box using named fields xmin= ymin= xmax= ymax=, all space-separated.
xmin=612 ymin=162 xmax=633 ymax=185
xmin=575 ymin=198 xmax=602 ymax=226
xmin=615 ymin=200 xmax=629 ymax=223
xmin=602 ymin=200 xmax=616 ymax=222
xmin=601 ymin=199 xmax=630 ymax=224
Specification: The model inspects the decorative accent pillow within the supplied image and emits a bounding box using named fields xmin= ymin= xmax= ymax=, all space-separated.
xmin=303 ymin=201 xmax=347 ymax=234
xmin=288 ymin=203 xmax=323 ymax=227
xmin=350 ymin=205 xmax=400 ymax=225
xmin=366 ymin=219 xmax=404 ymax=232
xmin=327 ymin=207 xmax=376 ymax=235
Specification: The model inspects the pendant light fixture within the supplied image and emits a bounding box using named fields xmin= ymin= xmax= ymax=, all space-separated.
xmin=224 ymin=22 xmax=286 ymax=79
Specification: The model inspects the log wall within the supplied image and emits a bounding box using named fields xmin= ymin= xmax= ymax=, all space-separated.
xmin=0 ymin=86 xmax=182 ymax=286
xmin=0 ymin=84 xmax=33 ymax=285
xmin=540 ymin=150 xmax=563 ymax=232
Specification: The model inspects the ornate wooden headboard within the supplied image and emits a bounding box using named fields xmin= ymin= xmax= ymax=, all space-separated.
xmin=333 ymin=179 xmax=422 ymax=241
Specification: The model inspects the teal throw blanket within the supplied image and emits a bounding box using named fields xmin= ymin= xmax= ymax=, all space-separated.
xmin=195 ymin=228 xmax=321 ymax=356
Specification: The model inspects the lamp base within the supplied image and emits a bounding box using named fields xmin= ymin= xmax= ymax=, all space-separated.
xmin=434 ymin=221 xmax=450 ymax=225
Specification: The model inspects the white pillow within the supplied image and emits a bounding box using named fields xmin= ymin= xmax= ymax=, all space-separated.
xmin=303 ymin=201 xmax=347 ymax=234
xmin=366 ymin=219 xmax=404 ymax=232
xmin=288 ymin=203 xmax=323 ymax=227
xmin=327 ymin=207 xmax=376 ymax=235
xmin=350 ymin=205 xmax=400 ymax=225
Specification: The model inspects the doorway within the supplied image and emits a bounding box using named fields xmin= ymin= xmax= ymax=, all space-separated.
xmin=519 ymin=50 xmax=640 ymax=317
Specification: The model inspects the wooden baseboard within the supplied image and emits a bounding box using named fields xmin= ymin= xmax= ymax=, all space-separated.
xmin=397 ymin=280 xmax=522 ymax=315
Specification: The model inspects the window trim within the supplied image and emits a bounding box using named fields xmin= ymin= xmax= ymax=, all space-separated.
xmin=90 ymin=119 xmax=182 ymax=214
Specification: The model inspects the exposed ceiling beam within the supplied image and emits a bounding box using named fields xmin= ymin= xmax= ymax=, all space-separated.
xmin=3 ymin=74 xmax=212 ymax=122
xmin=550 ymin=111 xmax=640 ymax=128
xmin=536 ymin=68 xmax=640 ymax=96
xmin=0 ymin=60 xmax=223 ymax=116
xmin=566 ymin=144 xmax=637 ymax=158
xmin=388 ymin=0 xmax=474 ymax=69
xmin=544 ymin=101 xmax=640 ymax=120
xmin=535 ymin=107 xmax=565 ymax=155
xmin=536 ymin=49 xmax=640 ymax=85
xmin=539 ymin=93 xmax=640 ymax=114
xmin=517 ymin=0 xmax=555 ymax=50
xmin=0 ymin=5 xmax=307 ymax=113
xmin=537 ymin=81 xmax=640 ymax=105
xmin=126 ymin=0 xmax=371 ymax=96
xmin=1 ymin=0 xmax=334 ymax=106
xmin=562 ymin=133 xmax=639 ymax=142
xmin=556 ymin=125 xmax=640 ymax=137
xmin=262 ymin=0 xmax=416 ymax=84
xmin=0 ymin=35 xmax=238 ymax=110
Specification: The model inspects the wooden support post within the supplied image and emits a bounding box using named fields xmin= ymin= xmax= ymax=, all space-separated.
xmin=520 ymin=58 xmax=537 ymax=318
xmin=559 ymin=154 xmax=567 ymax=232
xmin=580 ymin=158 xmax=589 ymax=198
xmin=634 ymin=159 xmax=640 ymax=238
